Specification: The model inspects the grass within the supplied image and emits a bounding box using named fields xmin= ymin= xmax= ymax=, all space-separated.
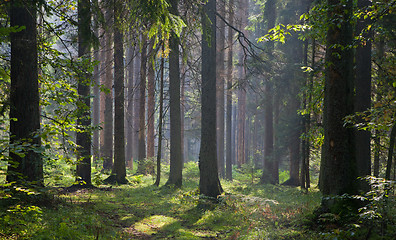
xmin=1 ymin=162 xmax=394 ymax=239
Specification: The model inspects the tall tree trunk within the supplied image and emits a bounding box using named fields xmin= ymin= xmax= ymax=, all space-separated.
xmin=199 ymin=0 xmax=223 ymax=198
xmin=92 ymin=0 xmax=100 ymax=166
xmin=8 ymin=0 xmax=43 ymax=185
xmin=181 ymin=61 xmax=186 ymax=163
xmin=110 ymin=0 xmax=127 ymax=184
xmin=75 ymin=0 xmax=92 ymax=186
xmin=225 ymin=0 xmax=234 ymax=181
xmin=102 ymin=4 xmax=113 ymax=171
xmin=355 ymin=0 xmax=372 ymax=187
xmin=147 ymin=40 xmax=156 ymax=173
xmin=126 ymin=43 xmax=135 ymax=169
xmin=132 ymin=47 xmax=141 ymax=168
xmin=216 ymin=0 xmax=226 ymax=177
xmin=155 ymin=45 xmax=166 ymax=186
xmin=320 ymin=0 xmax=357 ymax=207
xmin=236 ymin=0 xmax=248 ymax=168
xmin=261 ymin=0 xmax=277 ymax=184
xmin=137 ymin=36 xmax=147 ymax=174
xmin=166 ymin=0 xmax=183 ymax=187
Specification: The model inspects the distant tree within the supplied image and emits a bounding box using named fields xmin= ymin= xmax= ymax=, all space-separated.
xmin=7 ymin=0 xmax=43 ymax=185
xmin=166 ymin=0 xmax=183 ymax=187
xmin=236 ymin=0 xmax=248 ymax=168
xmin=226 ymin=0 xmax=234 ymax=181
xmin=147 ymin=41 xmax=155 ymax=170
xmin=261 ymin=0 xmax=278 ymax=185
xmin=101 ymin=2 xmax=114 ymax=171
xmin=155 ymin=45 xmax=166 ymax=187
xmin=320 ymin=0 xmax=357 ymax=209
xmin=199 ymin=0 xmax=223 ymax=198
xmin=136 ymin=36 xmax=147 ymax=174
xmin=75 ymin=0 xmax=92 ymax=186
xmin=125 ymin=43 xmax=135 ymax=169
xmin=92 ymin=0 xmax=100 ymax=165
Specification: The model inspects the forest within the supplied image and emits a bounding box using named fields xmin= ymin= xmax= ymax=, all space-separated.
xmin=0 ymin=0 xmax=395 ymax=239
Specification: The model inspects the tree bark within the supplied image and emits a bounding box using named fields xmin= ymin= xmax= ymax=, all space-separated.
xmin=320 ymin=0 xmax=357 ymax=204
xmin=75 ymin=0 xmax=92 ymax=186
xmin=166 ymin=0 xmax=183 ymax=187
xmin=236 ymin=0 xmax=248 ymax=168
xmin=110 ymin=0 xmax=127 ymax=184
xmin=199 ymin=0 xmax=223 ymax=198
xmin=216 ymin=0 xmax=226 ymax=177
xmin=8 ymin=0 xmax=43 ymax=185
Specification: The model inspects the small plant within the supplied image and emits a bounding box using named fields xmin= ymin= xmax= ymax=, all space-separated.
xmin=354 ymin=177 xmax=396 ymax=238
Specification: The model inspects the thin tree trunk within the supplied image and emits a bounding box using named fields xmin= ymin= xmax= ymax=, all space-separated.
xmin=92 ymin=0 xmax=100 ymax=166
xmin=155 ymin=45 xmax=165 ymax=186
xmin=147 ymin=40 xmax=156 ymax=173
xmin=137 ymin=36 xmax=147 ymax=174
xmin=132 ymin=47 xmax=141 ymax=168
xmin=126 ymin=43 xmax=135 ymax=169
xmin=386 ymin=120 xmax=396 ymax=179
xmin=102 ymin=4 xmax=114 ymax=171
xmin=225 ymin=0 xmax=234 ymax=180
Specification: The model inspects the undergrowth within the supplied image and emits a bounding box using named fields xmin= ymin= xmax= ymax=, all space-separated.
xmin=1 ymin=162 xmax=394 ymax=239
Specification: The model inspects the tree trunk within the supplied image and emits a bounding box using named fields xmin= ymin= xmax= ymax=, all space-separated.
xmin=132 ymin=47 xmax=141 ymax=168
xmin=126 ymin=44 xmax=135 ymax=169
xmin=110 ymin=0 xmax=127 ymax=184
xmin=147 ymin=40 xmax=156 ymax=173
xmin=386 ymin=121 xmax=396 ymax=179
xmin=166 ymin=0 xmax=183 ymax=187
xmin=320 ymin=0 xmax=357 ymax=208
xmin=75 ymin=0 xmax=92 ymax=186
xmin=355 ymin=0 xmax=372 ymax=187
xmin=155 ymin=46 xmax=165 ymax=186
xmin=199 ymin=0 xmax=223 ymax=198
xmin=102 ymin=4 xmax=113 ymax=171
xmin=236 ymin=0 xmax=248 ymax=168
xmin=137 ymin=36 xmax=147 ymax=174
xmin=225 ymin=0 xmax=234 ymax=180
xmin=216 ymin=0 xmax=226 ymax=177
xmin=92 ymin=0 xmax=100 ymax=166
xmin=8 ymin=0 xmax=43 ymax=185
xmin=261 ymin=0 xmax=277 ymax=185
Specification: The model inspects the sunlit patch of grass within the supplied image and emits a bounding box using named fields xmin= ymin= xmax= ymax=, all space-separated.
xmin=133 ymin=215 xmax=179 ymax=235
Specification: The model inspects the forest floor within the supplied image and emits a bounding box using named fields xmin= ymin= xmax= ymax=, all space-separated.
xmin=1 ymin=162 xmax=395 ymax=239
